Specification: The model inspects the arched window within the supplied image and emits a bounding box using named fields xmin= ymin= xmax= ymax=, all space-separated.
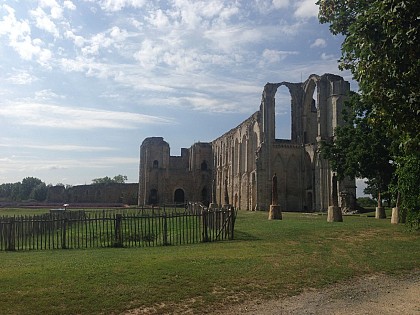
xmin=201 ymin=160 xmax=208 ymax=171
xmin=149 ymin=189 xmax=158 ymax=205
xmin=153 ymin=160 xmax=159 ymax=168
xmin=275 ymin=85 xmax=292 ymax=140
xmin=174 ymin=189 xmax=185 ymax=204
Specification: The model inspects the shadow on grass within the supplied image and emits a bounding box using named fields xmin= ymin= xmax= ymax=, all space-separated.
xmin=234 ymin=230 xmax=261 ymax=241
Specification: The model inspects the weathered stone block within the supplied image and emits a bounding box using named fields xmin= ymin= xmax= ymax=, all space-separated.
xmin=268 ymin=205 xmax=282 ymax=220
xmin=327 ymin=206 xmax=343 ymax=222
xmin=391 ymin=207 xmax=399 ymax=224
xmin=375 ymin=207 xmax=386 ymax=219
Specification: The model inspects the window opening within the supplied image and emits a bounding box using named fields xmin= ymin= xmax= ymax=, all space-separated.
xmin=275 ymin=86 xmax=291 ymax=140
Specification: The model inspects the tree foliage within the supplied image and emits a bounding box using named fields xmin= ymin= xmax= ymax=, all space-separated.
xmin=0 ymin=177 xmax=46 ymax=201
xmin=92 ymin=175 xmax=128 ymax=184
xmin=318 ymin=0 xmax=419 ymax=226
xmin=318 ymin=0 xmax=420 ymax=148
xmin=321 ymin=92 xmax=395 ymax=200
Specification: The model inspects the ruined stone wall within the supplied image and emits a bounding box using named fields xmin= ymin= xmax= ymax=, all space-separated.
xmin=212 ymin=112 xmax=261 ymax=210
xmin=138 ymin=74 xmax=356 ymax=212
xmin=47 ymin=183 xmax=138 ymax=205
xmin=138 ymin=138 xmax=212 ymax=205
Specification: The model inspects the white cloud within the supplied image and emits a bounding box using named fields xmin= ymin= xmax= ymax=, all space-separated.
xmin=204 ymin=25 xmax=264 ymax=52
xmin=0 ymin=5 xmax=52 ymax=66
xmin=180 ymin=96 xmax=243 ymax=113
xmin=133 ymin=39 xmax=164 ymax=70
xmin=273 ymin=0 xmax=290 ymax=9
xmin=63 ymin=1 xmax=76 ymax=11
xmin=97 ymin=0 xmax=146 ymax=12
xmin=294 ymin=0 xmax=318 ymax=19
xmin=0 ymin=141 xmax=114 ymax=152
xmin=6 ymin=70 xmax=37 ymax=85
xmin=80 ymin=26 xmax=128 ymax=56
xmin=64 ymin=30 xmax=85 ymax=47
xmin=261 ymin=49 xmax=298 ymax=64
xmin=321 ymin=52 xmax=335 ymax=60
xmin=146 ymin=9 xmax=170 ymax=28
xmin=38 ymin=0 xmax=64 ymax=19
xmin=310 ymin=38 xmax=326 ymax=48
xmin=0 ymin=103 xmax=174 ymax=129
xmin=30 ymin=7 xmax=60 ymax=37
xmin=34 ymin=89 xmax=65 ymax=100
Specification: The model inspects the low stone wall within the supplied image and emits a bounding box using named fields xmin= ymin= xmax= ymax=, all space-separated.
xmin=47 ymin=183 xmax=138 ymax=205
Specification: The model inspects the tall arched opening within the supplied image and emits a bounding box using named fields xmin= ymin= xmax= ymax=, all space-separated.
xmin=201 ymin=187 xmax=209 ymax=206
xmin=174 ymin=188 xmax=185 ymax=204
xmin=275 ymin=85 xmax=292 ymax=140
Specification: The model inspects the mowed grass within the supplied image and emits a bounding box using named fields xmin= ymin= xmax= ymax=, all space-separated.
xmin=0 ymin=210 xmax=419 ymax=314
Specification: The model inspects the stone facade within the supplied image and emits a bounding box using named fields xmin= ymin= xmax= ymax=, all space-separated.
xmin=138 ymin=138 xmax=213 ymax=206
xmin=138 ymin=73 xmax=356 ymax=211
xmin=47 ymin=183 xmax=138 ymax=205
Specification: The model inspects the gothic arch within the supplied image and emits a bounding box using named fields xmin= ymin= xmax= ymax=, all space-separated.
xmin=302 ymin=76 xmax=320 ymax=144
xmin=174 ymin=188 xmax=185 ymax=204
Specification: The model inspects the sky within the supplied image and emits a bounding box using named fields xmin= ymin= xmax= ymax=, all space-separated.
xmin=0 ymin=0 xmax=365 ymax=195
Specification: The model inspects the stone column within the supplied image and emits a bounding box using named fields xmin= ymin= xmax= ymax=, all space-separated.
xmin=268 ymin=173 xmax=282 ymax=220
xmin=375 ymin=191 xmax=386 ymax=219
xmin=209 ymin=178 xmax=217 ymax=209
xmin=327 ymin=173 xmax=343 ymax=222
xmin=391 ymin=192 xmax=400 ymax=224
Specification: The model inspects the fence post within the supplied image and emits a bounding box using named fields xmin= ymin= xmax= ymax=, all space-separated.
xmin=163 ymin=213 xmax=169 ymax=245
xmin=114 ymin=214 xmax=123 ymax=247
xmin=229 ymin=208 xmax=235 ymax=240
xmin=7 ymin=217 xmax=15 ymax=251
xmin=62 ymin=218 xmax=68 ymax=249
xmin=202 ymin=209 xmax=209 ymax=242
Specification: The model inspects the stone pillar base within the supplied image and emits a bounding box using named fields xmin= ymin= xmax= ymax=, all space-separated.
xmin=327 ymin=206 xmax=343 ymax=222
xmin=375 ymin=207 xmax=386 ymax=219
xmin=391 ymin=207 xmax=399 ymax=224
xmin=268 ymin=205 xmax=282 ymax=220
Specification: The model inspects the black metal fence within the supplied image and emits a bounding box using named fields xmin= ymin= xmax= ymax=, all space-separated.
xmin=0 ymin=206 xmax=236 ymax=251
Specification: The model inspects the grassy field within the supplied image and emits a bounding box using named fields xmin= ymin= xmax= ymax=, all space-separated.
xmin=0 ymin=210 xmax=418 ymax=314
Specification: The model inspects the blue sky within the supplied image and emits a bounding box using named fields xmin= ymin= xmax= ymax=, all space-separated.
xmin=0 ymin=0 xmax=365 ymax=194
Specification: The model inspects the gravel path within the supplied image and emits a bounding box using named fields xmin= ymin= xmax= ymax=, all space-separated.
xmin=221 ymin=270 xmax=420 ymax=315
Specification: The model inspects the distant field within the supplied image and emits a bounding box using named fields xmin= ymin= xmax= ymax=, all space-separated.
xmin=0 ymin=210 xmax=418 ymax=314
xmin=0 ymin=207 xmax=51 ymax=217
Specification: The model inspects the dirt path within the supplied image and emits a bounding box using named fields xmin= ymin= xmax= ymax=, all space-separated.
xmin=220 ymin=270 xmax=420 ymax=315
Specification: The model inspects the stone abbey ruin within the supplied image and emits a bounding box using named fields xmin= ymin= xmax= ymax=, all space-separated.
xmin=138 ymin=73 xmax=356 ymax=212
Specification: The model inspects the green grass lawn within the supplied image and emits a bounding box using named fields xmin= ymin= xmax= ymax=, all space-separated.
xmin=0 ymin=210 xmax=418 ymax=314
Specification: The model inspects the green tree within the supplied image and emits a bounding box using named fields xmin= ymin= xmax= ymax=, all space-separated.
xmin=30 ymin=183 xmax=48 ymax=201
xmin=10 ymin=182 xmax=21 ymax=201
xmin=318 ymin=0 xmax=420 ymax=226
xmin=321 ymin=92 xmax=395 ymax=206
xmin=112 ymin=175 xmax=127 ymax=183
xmin=0 ymin=183 xmax=14 ymax=200
xmin=92 ymin=175 xmax=127 ymax=184
xmin=318 ymin=0 xmax=419 ymax=146
xmin=20 ymin=177 xmax=43 ymax=200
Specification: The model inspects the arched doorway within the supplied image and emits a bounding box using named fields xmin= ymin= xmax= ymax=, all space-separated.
xmin=201 ymin=187 xmax=209 ymax=206
xmin=149 ymin=189 xmax=158 ymax=205
xmin=174 ymin=188 xmax=185 ymax=204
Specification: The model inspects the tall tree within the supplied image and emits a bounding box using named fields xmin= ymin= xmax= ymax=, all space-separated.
xmin=321 ymin=92 xmax=395 ymax=205
xmin=20 ymin=177 xmax=43 ymax=200
xmin=318 ymin=0 xmax=419 ymax=146
xmin=318 ymin=0 xmax=420 ymax=226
